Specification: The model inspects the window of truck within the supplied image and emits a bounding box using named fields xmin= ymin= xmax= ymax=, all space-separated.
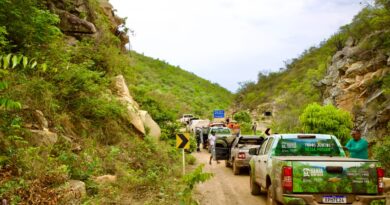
xmin=238 ymin=138 xmax=263 ymax=145
xmin=265 ymin=137 xmax=274 ymax=154
xmin=274 ymin=138 xmax=342 ymax=156
xmin=213 ymin=128 xmax=231 ymax=135
xmin=259 ymin=138 xmax=268 ymax=155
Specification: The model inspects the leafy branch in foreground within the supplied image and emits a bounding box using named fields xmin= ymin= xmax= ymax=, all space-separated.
xmin=179 ymin=164 xmax=213 ymax=205
xmin=0 ymin=53 xmax=48 ymax=110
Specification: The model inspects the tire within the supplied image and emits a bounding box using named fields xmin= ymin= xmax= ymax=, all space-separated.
xmin=233 ymin=160 xmax=240 ymax=175
xmin=250 ymin=171 xmax=261 ymax=195
xmin=267 ymin=184 xmax=282 ymax=205
xmin=225 ymin=160 xmax=231 ymax=167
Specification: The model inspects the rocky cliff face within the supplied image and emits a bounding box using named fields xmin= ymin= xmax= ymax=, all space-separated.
xmin=47 ymin=0 xmax=129 ymax=48
xmin=320 ymin=37 xmax=390 ymax=140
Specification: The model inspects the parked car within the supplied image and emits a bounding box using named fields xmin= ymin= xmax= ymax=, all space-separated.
xmin=179 ymin=114 xmax=193 ymax=124
xmin=189 ymin=119 xmax=210 ymax=133
xmin=207 ymin=127 xmax=233 ymax=153
xmin=208 ymin=127 xmax=232 ymax=138
xmin=248 ymin=134 xmax=385 ymax=205
xmin=225 ymin=135 xmax=264 ymax=175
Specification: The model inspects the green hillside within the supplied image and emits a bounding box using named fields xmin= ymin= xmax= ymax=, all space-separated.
xmin=235 ymin=0 xmax=390 ymax=132
xmin=125 ymin=52 xmax=233 ymax=121
xmin=0 ymin=0 xmax=229 ymax=203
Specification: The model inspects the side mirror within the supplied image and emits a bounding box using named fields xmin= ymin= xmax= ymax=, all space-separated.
xmin=249 ymin=148 xmax=257 ymax=155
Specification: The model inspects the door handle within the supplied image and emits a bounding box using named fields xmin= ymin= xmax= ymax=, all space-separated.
xmin=263 ymin=160 xmax=267 ymax=163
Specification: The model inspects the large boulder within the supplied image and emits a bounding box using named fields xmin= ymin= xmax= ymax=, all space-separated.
xmin=111 ymin=75 xmax=162 ymax=137
xmin=59 ymin=180 xmax=86 ymax=205
xmin=112 ymin=75 xmax=139 ymax=109
xmin=27 ymin=130 xmax=58 ymax=146
xmin=112 ymin=75 xmax=145 ymax=135
xmin=57 ymin=10 xmax=97 ymax=35
xmin=140 ymin=110 xmax=161 ymax=139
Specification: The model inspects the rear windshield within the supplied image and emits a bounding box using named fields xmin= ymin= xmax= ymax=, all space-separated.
xmin=214 ymin=128 xmax=231 ymax=135
xmin=239 ymin=138 xmax=263 ymax=145
xmin=274 ymin=138 xmax=342 ymax=156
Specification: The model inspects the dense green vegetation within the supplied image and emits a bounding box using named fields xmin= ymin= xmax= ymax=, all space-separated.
xmin=125 ymin=52 xmax=233 ymax=121
xmin=299 ymin=103 xmax=353 ymax=144
xmin=0 ymin=0 xmax=230 ymax=203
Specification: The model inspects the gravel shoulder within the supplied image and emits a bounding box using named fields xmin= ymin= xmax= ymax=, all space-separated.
xmin=192 ymin=149 xmax=267 ymax=205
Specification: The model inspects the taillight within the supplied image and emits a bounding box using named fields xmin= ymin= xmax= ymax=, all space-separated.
xmin=238 ymin=152 xmax=246 ymax=159
xmin=377 ymin=168 xmax=385 ymax=194
xmin=282 ymin=166 xmax=293 ymax=192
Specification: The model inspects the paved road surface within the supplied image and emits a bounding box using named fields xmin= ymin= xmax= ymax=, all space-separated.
xmin=192 ymin=149 xmax=267 ymax=205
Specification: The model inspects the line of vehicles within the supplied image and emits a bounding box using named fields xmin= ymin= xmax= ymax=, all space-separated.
xmin=179 ymin=113 xmax=386 ymax=205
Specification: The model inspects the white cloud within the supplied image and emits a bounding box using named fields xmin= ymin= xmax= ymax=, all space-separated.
xmin=110 ymin=0 xmax=363 ymax=92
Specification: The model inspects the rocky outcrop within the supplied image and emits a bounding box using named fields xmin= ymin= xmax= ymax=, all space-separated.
xmin=140 ymin=111 xmax=161 ymax=138
xmin=94 ymin=175 xmax=117 ymax=184
xmin=47 ymin=0 xmax=129 ymax=48
xmin=112 ymin=75 xmax=161 ymax=139
xmin=48 ymin=0 xmax=97 ymax=38
xmin=320 ymin=37 xmax=390 ymax=140
xmin=59 ymin=180 xmax=86 ymax=205
xmin=28 ymin=130 xmax=58 ymax=146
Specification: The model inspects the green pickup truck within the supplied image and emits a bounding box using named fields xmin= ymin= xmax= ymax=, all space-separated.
xmin=248 ymin=134 xmax=386 ymax=205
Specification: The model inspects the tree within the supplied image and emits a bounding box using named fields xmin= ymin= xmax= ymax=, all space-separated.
xmin=233 ymin=111 xmax=251 ymax=123
xmin=299 ymin=103 xmax=353 ymax=144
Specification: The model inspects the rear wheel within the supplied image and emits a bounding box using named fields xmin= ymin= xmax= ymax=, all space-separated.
xmin=250 ymin=171 xmax=261 ymax=195
xmin=232 ymin=160 xmax=240 ymax=175
xmin=267 ymin=184 xmax=281 ymax=205
xmin=225 ymin=160 xmax=231 ymax=167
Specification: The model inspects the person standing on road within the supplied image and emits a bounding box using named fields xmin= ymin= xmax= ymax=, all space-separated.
xmin=195 ymin=127 xmax=202 ymax=152
xmin=344 ymin=129 xmax=368 ymax=159
xmin=252 ymin=122 xmax=257 ymax=135
xmin=208 ymin=131 xmax=220 ymax=164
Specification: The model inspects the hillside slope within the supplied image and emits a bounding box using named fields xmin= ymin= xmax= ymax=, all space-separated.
xmin=125 ymin=52 xmax=233 ymax=121
xmin=235 ymin=2 xmax=390 ymax=139
xmin=0 ymin=0 xmax=229 ymax=203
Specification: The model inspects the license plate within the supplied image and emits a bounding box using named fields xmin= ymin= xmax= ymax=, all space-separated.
xmin=322 ymin=196 xmax=347 ymax=204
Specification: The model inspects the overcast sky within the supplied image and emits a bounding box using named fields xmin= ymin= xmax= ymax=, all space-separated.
xmin=109 ymin=0 xmax=363 ymax=92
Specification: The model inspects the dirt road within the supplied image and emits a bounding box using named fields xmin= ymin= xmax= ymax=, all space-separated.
xmin=192 ymin=149 xmax=267 ymax=205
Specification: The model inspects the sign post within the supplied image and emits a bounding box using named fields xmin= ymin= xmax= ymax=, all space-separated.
xmin=176 ymin=133 xmax=190 ymax=175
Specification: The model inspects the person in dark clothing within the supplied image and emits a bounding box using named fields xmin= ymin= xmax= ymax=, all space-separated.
xmin=195 ymin=127 xmax=202 ymax=152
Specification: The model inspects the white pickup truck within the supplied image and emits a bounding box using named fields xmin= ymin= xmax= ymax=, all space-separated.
xmin=179 ymin=114 xmax=193 ymax=125
xmin=224 ymin=135 xmax=264 ymax=175
xmin=248 ymin=134 xmax=386 ymax=205
xmin=213 ymin=135 xmax=264 ymax=174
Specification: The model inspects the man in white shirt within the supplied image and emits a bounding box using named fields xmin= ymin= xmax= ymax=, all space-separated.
xmin=208 ymin=131 xmax=220 ymax=164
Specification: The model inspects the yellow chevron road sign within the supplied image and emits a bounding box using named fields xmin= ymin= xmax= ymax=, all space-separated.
xmin=176 ymin=133 xmax=190 ymax=149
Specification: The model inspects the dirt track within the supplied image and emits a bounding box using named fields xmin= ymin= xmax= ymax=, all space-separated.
xmin=192 ymin=149 xmax=267 ymax=205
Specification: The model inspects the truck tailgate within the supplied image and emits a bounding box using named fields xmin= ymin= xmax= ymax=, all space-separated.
xmin=291 ymin=160 xmax=379 ymax=194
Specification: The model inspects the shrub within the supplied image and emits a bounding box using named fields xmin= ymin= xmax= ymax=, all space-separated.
xmin=179 ymin=164 xmax=213 ymax=205
xmin=233 ymin=111 xmax=251 ymax=123
xmin=186 ymin=154 xmax=196 ymax=165
xmin=372 ymin=137 xmax=390 ymax=176
xmin=300 ymin=103 xmax=353 ymax=144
